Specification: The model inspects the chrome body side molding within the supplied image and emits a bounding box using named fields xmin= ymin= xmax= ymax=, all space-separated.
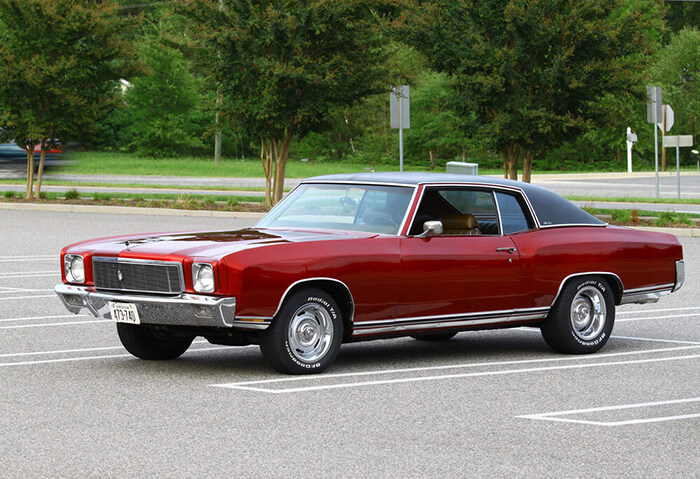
xmin=351 ymin=307 xmax=549 ymax=337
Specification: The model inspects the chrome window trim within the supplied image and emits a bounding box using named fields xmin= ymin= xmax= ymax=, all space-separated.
xmin=92 ymin=256 xmax=186 ymax=294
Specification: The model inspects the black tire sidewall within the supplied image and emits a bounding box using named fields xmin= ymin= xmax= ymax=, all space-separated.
xmin=260 ymin=288 xmax=343 ymax=374
xmin=542 ymin=277 xmax=615 ymax=354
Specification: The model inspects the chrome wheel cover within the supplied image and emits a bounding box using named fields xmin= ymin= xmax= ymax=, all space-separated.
xmin=569 ymin=285 xmax=606 ymax=341
xmin=287 ymin=302 xmax=334 ymax=363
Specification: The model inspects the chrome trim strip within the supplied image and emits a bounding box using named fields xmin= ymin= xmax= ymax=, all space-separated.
xmin=620 ymin=283 xmax=675 ymax=305
xmin=272 ymin=277 xmax=355 ymax=323
xmin=550 ymin=272 xmax=624 ymax=307
xmin=351 ymin=307 xmax=549 ymax=336
xmin=55 ymin=284 xmax=240 ymax=329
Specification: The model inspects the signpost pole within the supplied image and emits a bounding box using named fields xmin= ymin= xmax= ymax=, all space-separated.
xmin=398 ymin=97 xmax=404 ymax=172
xmin=654 ymin=101 xmax=659 ymax=199
xmin=676 ymin=137 xmax=681 ymax=199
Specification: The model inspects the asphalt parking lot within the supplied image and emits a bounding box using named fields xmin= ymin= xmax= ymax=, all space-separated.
xmin=1 ymin=209 xmax=698 ymax=478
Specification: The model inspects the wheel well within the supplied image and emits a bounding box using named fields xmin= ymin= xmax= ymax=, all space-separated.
xmin=281 ymin=279 xmax=355 ymax=339
xmin=556 ymin=273 xmax=624 ymax=306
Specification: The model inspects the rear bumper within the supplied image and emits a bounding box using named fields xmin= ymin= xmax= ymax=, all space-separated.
xmin=54 ymin=284 xmax=268 ymax=331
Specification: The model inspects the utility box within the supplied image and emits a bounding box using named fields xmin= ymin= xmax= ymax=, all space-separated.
xmin=446 ymin=161 xmax=479 ymax=175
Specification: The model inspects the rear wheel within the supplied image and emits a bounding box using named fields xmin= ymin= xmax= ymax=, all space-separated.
xmin=117 ymin=323 xmax=193 ymax=360
xmin=260 ymin=288 xmax=342 ymax=374
xmin=540 ymin=276 xmax=615 ymax=354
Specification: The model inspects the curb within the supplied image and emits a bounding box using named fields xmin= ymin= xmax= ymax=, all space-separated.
xmin=0 ymin=201 xmax=267 ymax=220
xmin=2 ymin=201 xmax=698 ymax=238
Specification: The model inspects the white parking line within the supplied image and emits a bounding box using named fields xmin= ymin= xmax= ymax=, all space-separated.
xmin=0 ymin=270 xmax=56 ymax=276
xmin=0 ymin=345 xmax=231 ymax=367
xmin=0 ymin=294 xmax=56 ymax=301
xmin=0 ymin=319 xmax=110 ymax=329
xmin=0 ymin=314 xmax=88 ymax=323
xmin=617 ymin=312 xmax=700 ymax=323
xmin=617 ymin=306 xmax=700 ymax=315
xmin=516 ymin=398 xmax=700 ymax=426
xmin=0 ymin=288 xmax=54 ymax=294
xmin=212 ymin=346 xmax=700 ymax=394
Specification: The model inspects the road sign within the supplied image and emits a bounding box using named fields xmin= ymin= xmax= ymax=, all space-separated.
xmin=390 ymin=86 xmax=410 ymax=129
xmin=663 ymin=135 xmax=693 ymax=148
xmin=647 ymin=86 xmax=662 ymax=124
xmin=662 ymin=105 xmax=674 ymax=132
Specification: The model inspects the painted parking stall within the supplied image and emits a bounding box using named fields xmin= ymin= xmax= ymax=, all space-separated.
xmin=1 ymin=208 xmax=698 ymax=478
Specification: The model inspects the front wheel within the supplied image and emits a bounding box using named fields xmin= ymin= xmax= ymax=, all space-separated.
xmin=540 ymin=276 xmax=615 ymax=354
xmin=259 ymin=288 xmax=343 ymax=374
xmin=117 ymin=323 xmax=193 ymax=360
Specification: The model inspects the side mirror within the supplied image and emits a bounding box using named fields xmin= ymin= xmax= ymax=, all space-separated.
xmin=417 ymin=220 xmax=443 ymax=237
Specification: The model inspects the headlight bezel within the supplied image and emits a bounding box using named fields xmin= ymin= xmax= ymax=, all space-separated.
xmin=192 ymin=262 xmax=216 ymax=293
xmin=64 ymin=254 xmax=85 ymax=283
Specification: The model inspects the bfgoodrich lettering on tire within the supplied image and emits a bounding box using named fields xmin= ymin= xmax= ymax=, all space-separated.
xmin=260 ymin=288 xmax=343 ymax=374
xmin=540 ymin=276 xmax=615 ymax=354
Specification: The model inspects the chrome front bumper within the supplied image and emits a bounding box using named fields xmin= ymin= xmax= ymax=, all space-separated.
xmin=55 ymin=284 xmax=267 ymax=330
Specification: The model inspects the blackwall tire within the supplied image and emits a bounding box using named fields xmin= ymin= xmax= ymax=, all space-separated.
xmin=116 ymin=323 xmax=193 ymax=360
xmin=259 ymin=288 xmax=343 ymax=374
xmin=540 ymin=276 xmax=615 ymax=354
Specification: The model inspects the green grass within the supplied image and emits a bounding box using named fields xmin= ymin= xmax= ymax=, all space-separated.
xmin=57 ymin=152 xmax=440 ymax=178
xmin=567 ymin=195 xmax=700 ymax=205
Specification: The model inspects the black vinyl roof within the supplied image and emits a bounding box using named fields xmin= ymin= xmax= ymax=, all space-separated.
xmin=304 ymin=172 xmax=604 ymax=228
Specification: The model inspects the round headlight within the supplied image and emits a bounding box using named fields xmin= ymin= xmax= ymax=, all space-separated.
xmin=65 ymin=255 xmax=85 ymax=283
xmin=193 ymin=263 xmax=215 ymax=293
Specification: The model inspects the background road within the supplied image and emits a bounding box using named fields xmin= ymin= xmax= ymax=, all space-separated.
xmin=1 ymin=209 xmax=698 ymax=478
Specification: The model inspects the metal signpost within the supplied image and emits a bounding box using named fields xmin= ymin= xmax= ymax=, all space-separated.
xmin=626 ymin=127 xmax=637 ymax=173
xmin=663 ymin=135 xmax=694 ymax=199
xmin=647 ymin=86 xmax=662 ymax=198
xmin=390 ymin=86 xmax=410 ymax=172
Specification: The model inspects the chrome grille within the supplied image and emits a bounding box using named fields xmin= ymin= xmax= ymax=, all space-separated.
xmin=92 ymin=258 xmax=183 ymax=294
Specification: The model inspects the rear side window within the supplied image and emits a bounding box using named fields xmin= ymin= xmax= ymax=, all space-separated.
xmin=496 ymin=192 xmax=534 ymax=234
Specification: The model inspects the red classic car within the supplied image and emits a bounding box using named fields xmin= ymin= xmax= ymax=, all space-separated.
xmin=55 ymin=173 xmax=685 ymax=374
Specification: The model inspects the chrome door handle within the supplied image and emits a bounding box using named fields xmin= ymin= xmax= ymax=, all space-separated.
xmin=496 ymin=247 xmax=517 ymax=254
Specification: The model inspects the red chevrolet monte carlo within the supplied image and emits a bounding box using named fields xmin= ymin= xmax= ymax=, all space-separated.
xmin=55 ymin=173 xmax=685 ymax=374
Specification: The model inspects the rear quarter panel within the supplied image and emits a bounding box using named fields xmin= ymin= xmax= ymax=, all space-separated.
xmin=510 ymin=225 xmax=683 ymax=307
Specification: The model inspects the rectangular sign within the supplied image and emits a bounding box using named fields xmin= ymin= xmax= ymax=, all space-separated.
xmin=647 ymin=86 xmax=662 ymax=124
xmin=390 ymin=85 xmax=410 ymax=129
xmin=663 ymin=135 xmax=693 ymax=148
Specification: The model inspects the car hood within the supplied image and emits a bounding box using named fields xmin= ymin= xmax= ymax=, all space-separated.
xmin=65 ymin=227 xmax=378 ymax=261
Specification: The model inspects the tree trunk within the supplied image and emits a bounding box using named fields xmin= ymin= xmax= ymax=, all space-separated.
xmin=272 ymin=130 xmax=293 ymax=204
xmin=34 ymin=139 xmax=47 ymax=199
xmin=25 ymin=149 xmax=34 ymax=200
xmin=260 ymin=138 xmax=273 ymax=209
xmin=522 ymin=150 xmax=533 ymax=183
xmin=429 ymin=150 xmax=435 ymax=170
xmin=501 ymin=141 xmax=520 ymax=180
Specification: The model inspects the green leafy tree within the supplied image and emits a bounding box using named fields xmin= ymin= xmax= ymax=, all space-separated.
xmin=0 ymin=0 xmax=137 ymax=199
xmin=652 ymin=27 xmax=700 ymax=151
xmin=177 ymin=0 xmax=390 ymax=206
xmin=403 ymin=0 xmax=664 ymax=182
xmin=123 ymin=32 xmax=205 ymax=157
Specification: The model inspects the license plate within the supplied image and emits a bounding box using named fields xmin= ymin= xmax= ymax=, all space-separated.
xmin=109 ymin=301 xmax=141 ymax=324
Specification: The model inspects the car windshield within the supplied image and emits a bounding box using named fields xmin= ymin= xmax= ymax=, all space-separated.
xmin=257 ymin=183 xmax=415 ymax=234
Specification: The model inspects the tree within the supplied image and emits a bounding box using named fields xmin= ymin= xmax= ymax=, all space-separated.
xmin=177 ymin=0 xmax=390 ymax=206
xmin=0 ymin=0 xmax=137 ymax=199
xmin=652 ymin=27 xmax=700 ymax=152
xmin=403 ymin=0 xmax=664 ymax=182
xmin=122 ymin=25 xmax=205 ymax=157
